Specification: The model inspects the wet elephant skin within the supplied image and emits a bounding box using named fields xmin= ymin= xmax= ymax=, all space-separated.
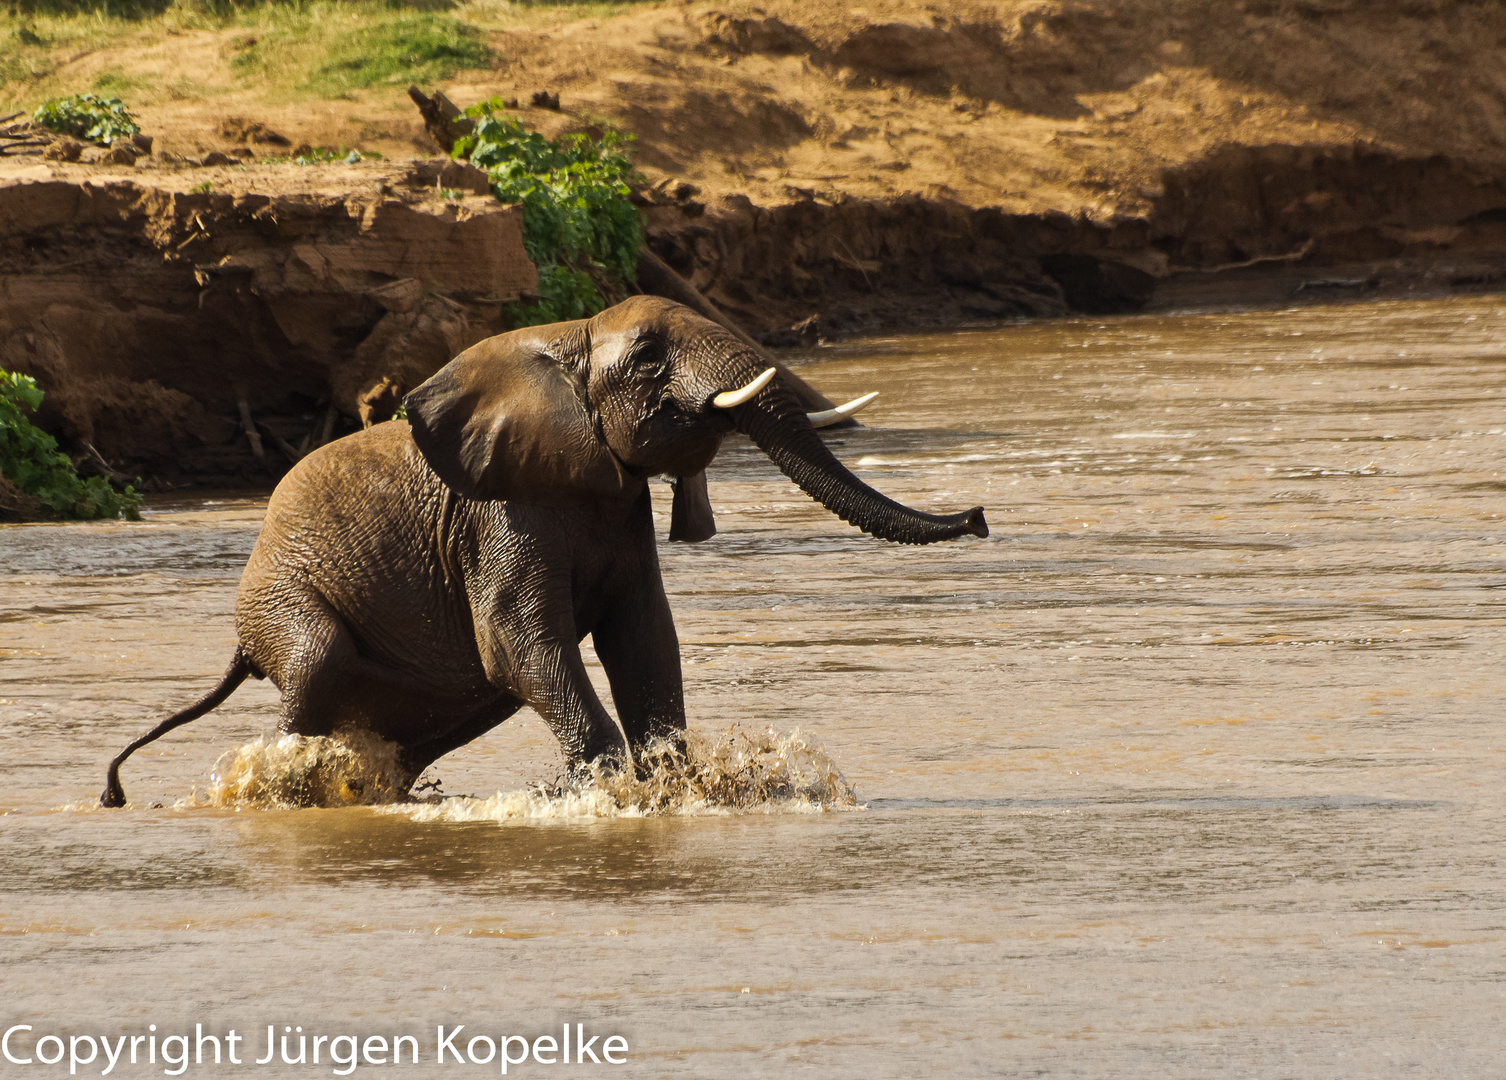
xmin=101 ymin=296 xmax=986 ymax=806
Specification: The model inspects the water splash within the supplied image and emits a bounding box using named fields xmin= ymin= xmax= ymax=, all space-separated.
xmin=149 ymin=725 xmax=857 ymax=817
xmin=182 ymin=730 xmax=412 ymax=809
xmin=391 ymin=726 xmax=860 ymax=823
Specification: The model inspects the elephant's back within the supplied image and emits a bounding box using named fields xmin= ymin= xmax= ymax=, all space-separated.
xmin=257 ymin=421 xmax=445 ymax=558
xmin=237 ymin=422 xmax=482 ymax=677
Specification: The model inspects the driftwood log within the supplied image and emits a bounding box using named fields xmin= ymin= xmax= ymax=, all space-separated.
xmin=406 ymin=87 xmax=474 ymax=158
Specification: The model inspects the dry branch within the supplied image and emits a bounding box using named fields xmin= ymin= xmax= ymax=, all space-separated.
xmin=235 ymin=390 xmax=266 ymax=463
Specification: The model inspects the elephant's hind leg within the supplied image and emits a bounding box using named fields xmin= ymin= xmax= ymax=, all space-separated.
xmin=246 ymin=591 xmax=364 ymax=739
xmin=247 ymin=589 xmax=476 ymax=764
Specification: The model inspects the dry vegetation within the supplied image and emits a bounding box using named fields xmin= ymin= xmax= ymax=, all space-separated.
xmin=3 ymin=0 xmax=1504 ymax=217
xmin=0 ymin=1 xmax=642 ymax=158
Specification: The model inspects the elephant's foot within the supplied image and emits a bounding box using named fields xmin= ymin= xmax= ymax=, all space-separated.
xmin=559 ymin=749 xmax=629 ymax=790
xmin=631 ymin=731 xmax=689 ymax=781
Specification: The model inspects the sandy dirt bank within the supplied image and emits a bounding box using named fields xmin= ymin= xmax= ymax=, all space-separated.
xmin=2 ymin=0 xmax=1504 ymax=490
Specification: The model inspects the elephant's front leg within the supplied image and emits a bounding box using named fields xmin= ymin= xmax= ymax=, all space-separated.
xmin=592 ymin=566 xmax=687 ymax=755
xmin=479 ymin=587 xmax=629 ymax=771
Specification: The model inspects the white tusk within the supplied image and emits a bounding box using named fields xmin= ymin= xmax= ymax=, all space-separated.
xmin=806 ymin=391 xmax=879 ymax=429
xmin=711 ymin=367 xmax=776 ymax=408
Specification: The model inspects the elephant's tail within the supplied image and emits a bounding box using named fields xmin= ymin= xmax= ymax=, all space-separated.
xmin=100 ymin=648 xmax=254 ymax=808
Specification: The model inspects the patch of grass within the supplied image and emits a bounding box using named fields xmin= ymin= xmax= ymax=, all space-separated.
xmin=0 ymin=0 xmax=655 ymax=107
xmin=0 ymin=23 xmax=57 ymax=87
xmin=7 ymin=0 xmax=645 ymax=13
xmin=0 ymin=11 xmax=146 ymax=104
xmin=92 ymin=66 xmax=156 ymax=95
xmin=0 ymin=0 xmax=246 ymax=17
xmin=231 ymin=5 xmax=489 ymax=99
xmin=456 ymin=0 xmax=652 ymax=21
xmin=163 ymin=73 xmax=209 ymax=101
xmin=259 ymin=144 xmax=383 ymax=164
xmin=308 ymin=14 xmax=487 ymax=94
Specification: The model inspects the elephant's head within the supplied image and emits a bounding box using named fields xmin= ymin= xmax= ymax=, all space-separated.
xmin=403 ymin=296 xmax=988 ymax=544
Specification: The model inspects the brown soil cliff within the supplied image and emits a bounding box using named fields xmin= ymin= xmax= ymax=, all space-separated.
xmin=95 ymin=0 xmax=1506 ymax=337
xmin=2 ymin=0 xmax=1505 ymax=488
xmin=0 ymin=158 xmax=532 ymax=483
xmin=454 ymin=0 xmax=1506 ymax=336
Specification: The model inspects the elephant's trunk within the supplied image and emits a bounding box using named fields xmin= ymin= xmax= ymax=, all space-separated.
xmin=724 ymin=376 xmax=988 ymax=546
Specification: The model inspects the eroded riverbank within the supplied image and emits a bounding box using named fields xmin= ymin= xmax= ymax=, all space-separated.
xmin=4 ymin=148 xmax=1504 ymax=494
xmin=8 ymin=0 xmax=1506 ymax=490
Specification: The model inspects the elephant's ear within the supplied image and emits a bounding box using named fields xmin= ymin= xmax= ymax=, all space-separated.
xmin=404 ymin=329 xmax=638 ymax=504
xmin=669 ymin=471 xmax=716 ymax=542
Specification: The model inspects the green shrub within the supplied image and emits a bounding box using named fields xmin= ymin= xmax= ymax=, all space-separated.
xmin=454 ymin=100 xmax=642 ymax=325
xmin=0 ymin=371 xmax=142 ymax=521
xmin=32 ymin=92 xmax=140 ymax=142
xmin=505 ymin=264 xmax=603 ymax=326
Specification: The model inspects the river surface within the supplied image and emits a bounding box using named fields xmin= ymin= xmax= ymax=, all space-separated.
xmin=2 ymin=296 xmax=1503 ymax=1078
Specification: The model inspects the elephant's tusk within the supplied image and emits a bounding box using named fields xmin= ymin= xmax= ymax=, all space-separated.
xmin=711 ymin=367 xmax=776 ymax=408
xmin=806 ymin=392 xmax=879 ymax=429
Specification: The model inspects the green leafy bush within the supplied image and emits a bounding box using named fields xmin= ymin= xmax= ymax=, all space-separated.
xmin=0 ymin=371 xmax=142 ymax=521
xmin=453 ymin=100 xmax=643 ymax=326
xmin=513 ymin=264 xmax=606 ymax=325
xmin=32 ymin=92 xmax=140 ymax=142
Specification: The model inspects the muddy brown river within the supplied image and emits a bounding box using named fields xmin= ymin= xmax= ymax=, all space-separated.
xmin=2 ymin=296 xmax=1503 ymax=1077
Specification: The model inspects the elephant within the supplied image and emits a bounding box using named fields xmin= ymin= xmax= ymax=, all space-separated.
xmin=100 ymin=296 xmax=988 ymax=807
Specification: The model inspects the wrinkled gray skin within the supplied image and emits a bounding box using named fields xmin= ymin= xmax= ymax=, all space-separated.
xmin=100 ymin=296 xmax=987 ymax=807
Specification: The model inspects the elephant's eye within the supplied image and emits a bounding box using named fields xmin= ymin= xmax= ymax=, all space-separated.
xmin=628 ymin=336 xmax=668 ymax=370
